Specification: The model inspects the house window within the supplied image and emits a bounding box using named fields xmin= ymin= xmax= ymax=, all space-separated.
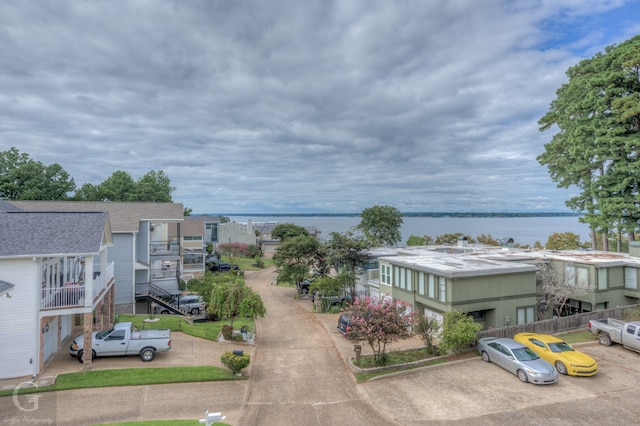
xmin=428 ymin=275 xmax=435 ymax=298
xmin=183 ymin=236 xmax=202 ymax=241
xmin=399 ymin=267 xmax=405 ymax=289
xmin=381 ymin=264 xmax=391 ymax=285
xmin=394 ymin=266 xmax=401 ymax=288
xmin=625 ymin=267 xmax=638 ymax=289
xmin=418 ymin=273 xmax=425 ymax=295
xmin=406 ymin=269 xmax=412 ymax=292
xmin=516 ymin=307 xmax=535 ymax=325
xmin=438 ymin=277 xmax=446 ymax=302
xmin=566 ymin=265 xmax=588 ymax=287
xmin=597 ymin=268 xmax=607 ymax=290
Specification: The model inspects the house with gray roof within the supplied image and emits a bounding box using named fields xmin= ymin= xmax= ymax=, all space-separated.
xmin=9 ymin=201 xmax=184 ymax=314
xmin=0 ymin=208 xmax=114 ymax=379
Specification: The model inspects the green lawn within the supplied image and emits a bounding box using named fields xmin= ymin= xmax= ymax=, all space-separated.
xmin=118 ymin=314 xmax=254 ymax=341
xmin=0 ymin=366 xmax=239 ymax=397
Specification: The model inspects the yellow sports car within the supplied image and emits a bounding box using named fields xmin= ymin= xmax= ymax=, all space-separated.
xmin=513 ymin=333 xmax=598 ymax=376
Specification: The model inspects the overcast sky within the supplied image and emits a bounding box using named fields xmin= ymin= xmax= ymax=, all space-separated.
xmin=1 ymin=1 xmax=639 ymax=214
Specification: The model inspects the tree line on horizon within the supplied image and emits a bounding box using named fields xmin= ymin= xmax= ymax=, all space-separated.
xmin=0 ymin=147 xmax=174 ymax=203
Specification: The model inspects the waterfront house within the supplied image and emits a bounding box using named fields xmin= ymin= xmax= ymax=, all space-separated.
xmin=0 ymin=204 xmax=114 ymax=379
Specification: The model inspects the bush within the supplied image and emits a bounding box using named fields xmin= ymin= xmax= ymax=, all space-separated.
xmin=440 ymin=310 xmax=482 ymax=355
xmin=221 ymin=324 xmax=233 ymax=340
xmin=221 ymin=351 xmax=251 ymax=375
xmin=178 ymin=279 xmax=187 ymax=291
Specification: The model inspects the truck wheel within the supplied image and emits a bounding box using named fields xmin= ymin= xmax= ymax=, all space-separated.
xmin=598 ymin=334 xmax=612 ymax=346
xmin=140 ymin=347 xmax=156 ymax=362
xmin=555 ymin=361 xmax=568 ymax=375
xmin=77 ymin=350 xmax=96 ymax=363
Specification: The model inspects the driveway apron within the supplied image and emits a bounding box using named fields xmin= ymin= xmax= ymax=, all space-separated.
xmin=239 ymin=267 xmax=399 ymax=426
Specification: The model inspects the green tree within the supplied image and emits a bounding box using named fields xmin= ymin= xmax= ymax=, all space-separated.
xmin=208 ymin=276 xmax=266 ymax=328
xmin=476 ymin=234 xmax=499 ymax=246
xmin=356 ymin=205 xmax=403 ymax=247
xmin=183 ymin=207 xmax=193 ymax=216
xmin=98 ymin=170 xmax=137 ymax=201
xmin=325 ymin=231 xmax=371 ymax=297
xmin=0 ymin=147 xmax=75 ymax=200
xmin=434 ymin=233 xmax=475 ymax=245
xmin=539 ymin=35 xmax=640 ymax=251
xmin=440 ymin=310 xmax=482 ymax=355
xmin=272 ymin=223 xmax=309 ymax=241
xmin=544 ymin=232 xmax=583 ymax=250
xmin=72 ymin=183 xmax=102 ymax=201
xmin=273 ymin=234 xmax=321 ymax=288
xmin=135 ymin=170 xmax=174 ymax=202
xmin=406 ymin=235 xmax=434 ymax=246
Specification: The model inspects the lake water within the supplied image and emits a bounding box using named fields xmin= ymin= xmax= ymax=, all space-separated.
xmin=227 ymin=215 xmax=592 ymax=247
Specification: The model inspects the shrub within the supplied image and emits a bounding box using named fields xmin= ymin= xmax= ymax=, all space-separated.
xmin=221 ymin=351 xmax=251 ymax=375
xmin=221 ymin=324 xmax=233 ymax=340
xmin=440 ymin=310 xmax=482 ymax=355
xmin=415 ymin=314 xmax=441 ymax=355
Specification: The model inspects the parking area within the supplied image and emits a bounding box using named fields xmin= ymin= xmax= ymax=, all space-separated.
xmin=360 ymin=342 xmax=640 ymax=424
xmin=299 ymin=300 xmax=640 ymax=424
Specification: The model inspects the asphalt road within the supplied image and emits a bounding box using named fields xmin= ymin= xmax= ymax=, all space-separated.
xmin=2 ymin=266 xmax=640 ymax=425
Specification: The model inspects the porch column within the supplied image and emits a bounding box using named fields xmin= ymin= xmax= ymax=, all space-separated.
xmin=82 ymin=312 xmax=93 ymax=369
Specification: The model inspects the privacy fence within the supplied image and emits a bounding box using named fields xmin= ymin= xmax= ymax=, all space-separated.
xmin=477 ymin=304 xmax=638 ymax=340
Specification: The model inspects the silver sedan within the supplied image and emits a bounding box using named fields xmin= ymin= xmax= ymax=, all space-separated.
xmin=477 ymin=337 xmax=558 ymax=384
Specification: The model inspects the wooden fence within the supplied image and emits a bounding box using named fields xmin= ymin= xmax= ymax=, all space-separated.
xmin=477 ymin=305 xmax=638 ymax=339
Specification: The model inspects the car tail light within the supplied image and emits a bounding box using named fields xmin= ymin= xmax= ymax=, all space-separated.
xmin=346 ymin=326 xmax=351 ymax=333
xmin=168 ymin=339 xmax=171 ymax=348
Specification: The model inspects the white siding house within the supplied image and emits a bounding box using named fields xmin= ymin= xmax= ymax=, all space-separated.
xmin=0 ymin=206 xmax=114 ymax=380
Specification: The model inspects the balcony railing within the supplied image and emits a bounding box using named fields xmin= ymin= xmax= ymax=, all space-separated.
xmin=40 ymin=261 xmax=114 ymax=310
xmin=150 ymin=240 xmax=180 ymax=255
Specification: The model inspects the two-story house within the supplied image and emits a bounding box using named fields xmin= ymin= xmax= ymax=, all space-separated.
xmin=9 ymin=201 xmax=184 ymax=314
xmin=0 ymin=202 xmax=115 ymax=379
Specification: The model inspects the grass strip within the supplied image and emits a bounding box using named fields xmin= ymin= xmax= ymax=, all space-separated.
xmin=0 ymin=366 xmax=238 ymax=397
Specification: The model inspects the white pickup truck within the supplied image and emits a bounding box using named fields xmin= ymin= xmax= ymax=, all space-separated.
xmin=69 ymin=322 xmax=171 ymax=363
xmin=587 ymin=318 xmax=640 ymax=353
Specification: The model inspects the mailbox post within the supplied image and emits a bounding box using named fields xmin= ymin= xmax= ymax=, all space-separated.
xmin=354 ymin=344 xmax=362 ymax=363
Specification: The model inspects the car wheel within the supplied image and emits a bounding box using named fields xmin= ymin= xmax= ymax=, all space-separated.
xmin=555 ymin=361 xmax=568 ymax=375
xmin=481 ymin=351 xmax=490 ymax=363
xmin=140 ymin=348 xmax=156 ymax=362
xmin=160 ymin=310 xmax=169 ymax=315
xmin=598 ymin=334 xmax=612 ymax=346
xmin=191 ymin=308 xmax=200 ymax=315
xmin=517 ymin=369 xmax=528 ymax=383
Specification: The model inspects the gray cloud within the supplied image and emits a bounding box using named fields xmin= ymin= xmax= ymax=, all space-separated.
xmin=1 ymin=0 xmax=638 ymax=213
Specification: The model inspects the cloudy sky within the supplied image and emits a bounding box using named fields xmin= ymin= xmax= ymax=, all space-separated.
xmin=1 ymin=1 xmax=639 ymax=214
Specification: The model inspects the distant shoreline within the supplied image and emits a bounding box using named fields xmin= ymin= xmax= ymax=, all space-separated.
xmin=216 ymin=212 xmax=581 ymax=218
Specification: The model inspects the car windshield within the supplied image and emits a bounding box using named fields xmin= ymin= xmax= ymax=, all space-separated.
xmin=96 ymin=327 xmax=115 ymax=340
xmin=512 ymin=347 xmax=540 ymax=361
xmin=548 ymin=342 xmax=573 ymax=352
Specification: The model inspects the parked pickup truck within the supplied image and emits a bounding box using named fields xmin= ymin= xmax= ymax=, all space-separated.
xmin=69 ymin=322 xmax=171 ymax=363
xmin=587 ymin=318 xmax=640 ymax=353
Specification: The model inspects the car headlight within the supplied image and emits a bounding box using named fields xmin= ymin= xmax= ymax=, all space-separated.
xmin=71 ymin=343 xmax=78 ymax=350
xmin=526 ymin=368 xmax=541 ymax=377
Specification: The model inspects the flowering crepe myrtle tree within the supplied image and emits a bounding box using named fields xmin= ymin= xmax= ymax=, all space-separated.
xmin=348 ymin=296 xmax=417 ymax=365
